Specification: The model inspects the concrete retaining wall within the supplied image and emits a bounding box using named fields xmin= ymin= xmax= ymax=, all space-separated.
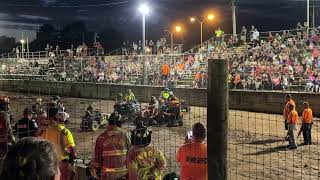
xmin=0 ymin=80 xmax=319 ymax=116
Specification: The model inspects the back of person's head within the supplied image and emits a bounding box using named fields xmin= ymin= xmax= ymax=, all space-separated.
xmin=192 ymin=122 xmax=206 ymax=141
xmin=285 ymin=94 xmax=291 ymax=100
xmin=108 ymin=112 xmax=122 ymax=127
xmin=0 ymin=137 xmax=59 ymax=180
xmin=23 ymin=108 xmax=32 ymax=119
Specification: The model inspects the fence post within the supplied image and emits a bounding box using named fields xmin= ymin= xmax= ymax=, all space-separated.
xmin=207 ymin=59 xmax=228 ymax=180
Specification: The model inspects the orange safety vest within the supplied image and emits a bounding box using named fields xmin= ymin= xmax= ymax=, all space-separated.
xmin=283 ymin=99 xmax=296 ymax=120
xmin=287 ymin=109 xmax=299 ymax=124
xmin=302 ymin=108 xmax=313 ymax=124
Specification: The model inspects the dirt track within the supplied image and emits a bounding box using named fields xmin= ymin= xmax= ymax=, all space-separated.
xmin=4 ymin=91 xmax=320 ymax=179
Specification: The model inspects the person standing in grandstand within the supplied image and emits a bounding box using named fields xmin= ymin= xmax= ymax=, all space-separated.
xmin=240 ymin=26 xmax=247 ymax=44
xmin=0 ymin=96 xmax=15 ymax=166
xmin=287 ymin=104 xmax=298 ymax=149
xmin=301 ymin=102 xmax=313 ymax=145
xmin=16 ymin=108 xmax=38 ymax=139
xmin=40 ymin=110 xmax=77 ymax=180
xmin=283 ymin=94 xmax=296 ymax=131
xmin=176 ymin=122 xmax=207 ymax=180
xmin=127 ymin=122 xmax=166 ymax=180
xmin=161 ymin=63 xmax=170 ymax=86
xmin=90 ymin=113 xmax=130 ymax=180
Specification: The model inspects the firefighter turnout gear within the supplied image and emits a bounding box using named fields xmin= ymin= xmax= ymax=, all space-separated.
xmin=127 ymin=122 xmax=166 ymax=180
xmin=127 ymin=145 xmax=167 ymax=180
xmin=92 ymin=125 xmax=130 ymax=180
xmin=0 ymin=111 xmax=15 ymax=163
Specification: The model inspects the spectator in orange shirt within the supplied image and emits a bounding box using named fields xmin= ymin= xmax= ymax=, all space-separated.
xmin=283 ymin=94 xmax=296 ymax=130
xmin=161 ymin=63 xmax=170 ymax=86
xmin=176 ymin=123 xmax=207 ymax=180
xmin=287 ymin=104 xmax=298 ymax=149
xmin=193 ymin=71 xmax=203 ymax=88
xmin=301 ymin=102 xmax=313 ymax=145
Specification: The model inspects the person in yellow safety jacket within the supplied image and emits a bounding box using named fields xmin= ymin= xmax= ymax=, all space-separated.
xmin=159 ymin=88 xmax=174 ymax=102
xmin=215 ymin=28 xmax=224 ymax=38
xmin=90 ymin=112 xmax=131 ymax=180
xmin=40 ymin=109 xmax=77 ymax=180
xmin=126 ymin=89 xmax=136 ymax=103
xmin=127 ymin=122 xmax=167 ymax=180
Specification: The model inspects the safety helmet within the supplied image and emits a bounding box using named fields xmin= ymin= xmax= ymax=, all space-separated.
xmin=47 ymin=107 xmax=59 ymax=119
xmin=151 ymin=96 xmax=157 ymax=102
xmin=0 ymin=96 xmax=10 ymax=104
xmin=117 ymin=93 xmax=123 ymax=97
xmin=52 ymin=96 xmax=60 ymax=101
xmin=55 ymin=112 xmax=69 ymax=123
xmin=89 ymin=102 xmax=95 ymax=108
xmin=38 ymin=110 xmax=47 ymax=120
xmin=108 ymin=112 xmax=122 ymax=127
xmin=127 ymin=89 xmax=132 ymax=93
xmin=0 ymin=96 xmax=10 ymax=111
xmin=131 ymin=122 xmax=152 ymax=147
xmin=36 ymin=97 xmax=42 ymax=103
xmin=164 ymin=87 xmax=170 ymax=92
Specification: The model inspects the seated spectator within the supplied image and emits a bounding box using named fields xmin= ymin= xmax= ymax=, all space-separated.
xmin=176 ymin=122 xmax=207 ymax=180
xmin=0 ymin=137 xmax=60 ymax=180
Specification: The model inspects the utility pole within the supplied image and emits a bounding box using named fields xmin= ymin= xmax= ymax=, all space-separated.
xmin=312 ymin=5 xmax=315 ymax=29
xmin=307 ymin=0 xmax=310 ymax=28
xmin=232 ymin=0 xmax=237 ymax=37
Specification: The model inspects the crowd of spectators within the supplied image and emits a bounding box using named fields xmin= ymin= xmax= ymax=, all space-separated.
xmin=187 ymin=22 xmax=320 ymax=92
xmin=2 ymin=22 xmax=320 ymax=92
xmin=121 ymin=38 xmax=182 ymax=55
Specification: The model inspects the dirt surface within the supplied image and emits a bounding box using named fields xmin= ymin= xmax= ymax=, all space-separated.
xmin=3 ymin=91 xmax=320 ymax=179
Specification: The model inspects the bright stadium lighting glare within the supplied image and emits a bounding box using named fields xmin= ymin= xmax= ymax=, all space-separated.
xmin=20 ymin=39 xmax=25 ymax=44
xmin=175 ymin=25 xmax=182 ymax=32
xmin=139 ymin=3 xmax=150 ymax=15
xmin=190 ymin=17 xmax=196 ymax=22
xmin=207 ymin=14 xmax=215 ymax=21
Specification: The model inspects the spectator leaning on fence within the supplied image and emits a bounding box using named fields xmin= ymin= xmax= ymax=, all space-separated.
xmin=176 ymin=122 xmax=208 ymax=180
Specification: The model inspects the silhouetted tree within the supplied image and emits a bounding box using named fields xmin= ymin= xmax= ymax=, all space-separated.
xmin=0 ymin=36 xmax=16 ymax=54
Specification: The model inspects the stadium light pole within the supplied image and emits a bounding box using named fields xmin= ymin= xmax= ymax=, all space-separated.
xmin=20 ymin=39 xmax=25 ymax=59
xmin=164 ymin=25 xmax=182 ymax=53
xmin=139 ymin=3 xmax=150 ymax=85
xmin=139 ymin=3 xmax=150 ymax=54
xmin=190 ymin=14 xmax=215 ymax=47
xmin=232 ymin=0 xmax=237 ymax=37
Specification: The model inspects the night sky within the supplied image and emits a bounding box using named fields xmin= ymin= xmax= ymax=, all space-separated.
xmin=0 ymin=0 xmax=318 ymax=48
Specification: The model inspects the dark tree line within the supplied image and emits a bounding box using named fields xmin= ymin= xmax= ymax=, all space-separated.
xmin=0 ymin=36 xmax=16 ymax=54
xmin=29 ymin=21 xmax=124 ymax=53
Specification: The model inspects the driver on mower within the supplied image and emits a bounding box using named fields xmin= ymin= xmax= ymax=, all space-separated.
xmin=159 ymin=88 xmax=174 ymax=103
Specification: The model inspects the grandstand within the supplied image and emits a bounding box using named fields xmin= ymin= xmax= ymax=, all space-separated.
xmin=0 ymin=26 xmax=319 ymax=92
